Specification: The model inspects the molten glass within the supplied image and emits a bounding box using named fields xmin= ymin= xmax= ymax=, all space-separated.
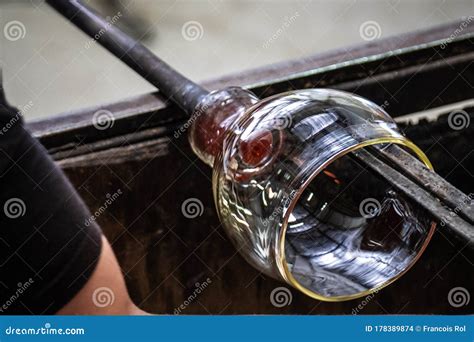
xmin=189 ymin=87 xmax=435 ymax=301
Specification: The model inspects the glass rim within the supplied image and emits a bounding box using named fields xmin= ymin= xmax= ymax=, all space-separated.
xmin=277 ymin=137 xmax=436 ymax=302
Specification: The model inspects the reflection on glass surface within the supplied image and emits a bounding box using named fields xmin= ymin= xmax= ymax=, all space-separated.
xmin=285 ymin=152 xmax=432 ymax=298
xmin=190 ymin=87 xmax=435 ymax=301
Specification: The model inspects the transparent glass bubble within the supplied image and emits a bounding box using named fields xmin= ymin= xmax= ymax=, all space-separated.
xmin=190 ymin=87 xmax=435 ymax=301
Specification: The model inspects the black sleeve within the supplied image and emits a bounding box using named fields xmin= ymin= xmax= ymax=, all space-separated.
xmin=0 ymin=92 xmax=103 ymax=314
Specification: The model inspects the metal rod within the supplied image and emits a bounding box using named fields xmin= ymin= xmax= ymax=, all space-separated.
xmin=0 ymin=69 xmax=6 ymax=105
xmin=354 ymin=147 xmax=474 ymax=245
xmin=379 ymin=144 xmax=474 ymax=224
xmin=46 ymin=0 xmax=473 ymax=245
xmin=46 ymin=0 xmax=209 ymax=114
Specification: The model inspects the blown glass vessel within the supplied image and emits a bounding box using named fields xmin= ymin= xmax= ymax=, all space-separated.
xmin=189 ymin=87 xmax=435 ymax=301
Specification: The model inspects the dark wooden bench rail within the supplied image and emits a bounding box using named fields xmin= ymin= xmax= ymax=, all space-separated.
xmin=26 ymin=21 xmax=473 ymax=314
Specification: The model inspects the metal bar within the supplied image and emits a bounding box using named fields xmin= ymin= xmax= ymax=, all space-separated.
xmin=379 ymin=144 xmax=474 ymax=224
xmin=44 ymin=2 xmax=473 ymax=244
xmin=354 ymin=148 xmax=474 ymax=244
